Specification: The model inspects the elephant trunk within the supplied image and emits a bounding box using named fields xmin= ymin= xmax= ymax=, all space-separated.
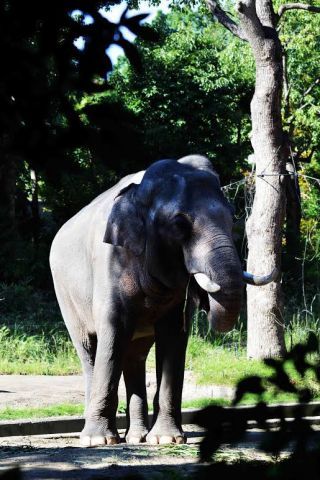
xmin=185 ymin=238 xmax=244 ymax=332
xmin=207 ymin=290 xmax=243 ymax=332
xmin=205 ymin=256 xmax=243 ymax=332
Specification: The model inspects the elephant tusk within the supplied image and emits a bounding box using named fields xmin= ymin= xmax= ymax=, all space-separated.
xmin=243 ymin=267 xmax=279 ymax=286
xmin=194 ymin=273 xmax=221 ymax=293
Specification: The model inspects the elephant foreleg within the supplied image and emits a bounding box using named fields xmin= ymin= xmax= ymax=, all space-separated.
xmin=123 ymin=335 xmax=154 ymax=444
xmin=146 ymin=305 xmax=188 ymax=445
xmin=80 ymin=324 xmax=125 ymax=448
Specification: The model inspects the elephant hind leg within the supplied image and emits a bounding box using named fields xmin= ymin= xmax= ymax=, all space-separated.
xmin=52 ymin=280 xmax=96 ymax=412
xmin=123 ymin=335 xmax=154 ymax=444
xmin=79 ymin=333 xmax=97 ymax=414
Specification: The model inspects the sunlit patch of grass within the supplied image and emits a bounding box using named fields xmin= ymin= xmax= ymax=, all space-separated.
xmin=0 ymin=403 xmax=84 ymax=420
xmin=186 ymin=336 xmax=272 ymax=386
xmin=0 ymin=401 xmax=127 ymax=421
xmin=182 ymin=397 xmax=230 ymax=408
xmin=157 ymin=444 xmax=198 ymax=458
xmin=186 ymin=335 xmax=320 ymax=400
xmin=2 ymin=392 xmax=319 ymax=421
xmin=0 ymin=326 xmax=81 ymax=375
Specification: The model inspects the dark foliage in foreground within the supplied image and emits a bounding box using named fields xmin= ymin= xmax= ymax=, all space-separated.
xmin=109 ymin=334 xmax=320 ymax=479
xmin=195 ymin=332 xmax=320 ymax=462
xmin=190 ymin=333 xmax=320 ymax=479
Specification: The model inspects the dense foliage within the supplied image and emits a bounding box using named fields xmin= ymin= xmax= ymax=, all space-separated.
xmin=109 ymin=7 xmax=254 ymax=183
xmin=0 ymin=0 xmax=156 ymax=286
xmin=280 ymin=8 xmax=320 ymax=299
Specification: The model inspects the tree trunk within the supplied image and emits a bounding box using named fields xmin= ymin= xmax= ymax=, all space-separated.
xmin=0 ymin=155 xmax=18 ymax=282
xmin=284 ymin=162 xmax=302 ymax=286
xmin=206 ymin=0 xmax=320 ymax=358
xmin=30 ymin=169 xmax=40 ymax=252
xmin=241 ymin=0 xmax=286 ymax=358
xmin=0 ymin=155 xmax=17 ymax=224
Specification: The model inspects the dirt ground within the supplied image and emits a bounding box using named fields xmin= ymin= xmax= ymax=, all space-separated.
xmin=0 ymin=428 xmax=200 ymax=479
xmin=1 ymin=373 xmax=319 ymax=478
xmin=0 ymin=372 xmax=307 ymax=479
xmin=0 ymin=372 xmax=247 ymax=479
xmin=0 ymin=427 xmax=275 ymax=480
xmin=0 ymin=371 xmax=234 ymax=409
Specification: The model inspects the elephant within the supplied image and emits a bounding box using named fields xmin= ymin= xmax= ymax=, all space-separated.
xmin=50 ymin=155 xmax=277 ymax=447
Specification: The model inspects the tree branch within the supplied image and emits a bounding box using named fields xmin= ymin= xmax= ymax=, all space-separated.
xmin=278 ymin=3 xmax=320 ymax=19
xmin=293 ymin=77 xmax=320 ymax=111
xmin=302 ymin=76 xmax=320 ymax=98
xmin=236 ymin=0 xmax=266 ymax=43
xmin=282 ymin=45 xmax=291 ymax=117
xmin=206 ymin=0 xmax=248 ymax=41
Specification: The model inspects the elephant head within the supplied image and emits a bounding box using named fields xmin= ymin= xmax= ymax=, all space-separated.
xmin=104 ymin=155 xmax=277 ymax=332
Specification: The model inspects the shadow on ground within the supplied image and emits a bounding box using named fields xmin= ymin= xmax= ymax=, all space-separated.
xmin=0 ymin=428 xmax=295 ymax=480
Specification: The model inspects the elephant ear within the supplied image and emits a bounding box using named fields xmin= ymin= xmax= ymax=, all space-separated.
xmin=103 ymin=184 xmax=145 ymax=256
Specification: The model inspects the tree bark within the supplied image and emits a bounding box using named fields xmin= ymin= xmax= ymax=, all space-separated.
xmin=238 ymin=0 xmax=286 ymax=358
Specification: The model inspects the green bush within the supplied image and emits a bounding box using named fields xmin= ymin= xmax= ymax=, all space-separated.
xmin=0 ymin=282 xmax=63 ymax=334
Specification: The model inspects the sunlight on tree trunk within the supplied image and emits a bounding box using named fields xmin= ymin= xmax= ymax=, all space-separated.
xmin=238 ymin=0 xmax=286 ymax=358
xmin=206 ymin=0 xmax=320 ymax=358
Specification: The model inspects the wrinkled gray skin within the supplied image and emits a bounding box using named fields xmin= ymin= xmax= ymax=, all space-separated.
xmin=50 ymin=155 xmax=244 ymax=447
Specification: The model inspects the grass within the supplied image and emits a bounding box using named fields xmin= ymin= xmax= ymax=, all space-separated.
xmin=0 ymin=326 xmax=80 ymax=375
xmin=0 ymin=283 xmax=80 ymax=374
xmin=0 ymin=399 xmax=222 ymax=421
xmin=2 ymin=393 xmax=319 ymax=421
xmin=1 ymin=328 xmax=320 ymax=399
xmin=0 ymin=403 xmax=85 ymax=420
xmin=188 ymin=335 xmax=320 ymax=399
xmin=1 ymin=283 xmax=320 ymax=401
xmin=186 ymin=336 xmax=271 ymax=386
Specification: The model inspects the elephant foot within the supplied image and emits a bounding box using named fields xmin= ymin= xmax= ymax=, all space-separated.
xmin=146 ymin=423 xmax=186 ymax=445
xmin=80 ymin=421 xmax=120 ymax=448
xmin=147 ymin=434 xmax=186 ymax=445
xmin=80 ymin=435 xmax=119 ymax=447
xmin=125 ymin=427 xmax=148 ymax=444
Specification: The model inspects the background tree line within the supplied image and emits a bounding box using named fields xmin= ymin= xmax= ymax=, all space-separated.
xmin=0 ymin=0 xmax=319 ymax=358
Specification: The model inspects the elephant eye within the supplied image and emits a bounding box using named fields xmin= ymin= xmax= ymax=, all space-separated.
xmin=170 ymin=213 xmax=192 ymax=240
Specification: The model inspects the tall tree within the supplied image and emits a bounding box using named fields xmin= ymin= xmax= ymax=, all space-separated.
xmin=205 ymin=0 xmax=320 ymax=359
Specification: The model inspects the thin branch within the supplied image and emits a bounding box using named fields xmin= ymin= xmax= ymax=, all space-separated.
xmin=206 ymin=0 xmax=248 ymax=41
xmin=293 ymin=77 xmax=320 ymax=112
xmin=302 ymin=77 xmax=320 ymax=97
xmin=278 ymin=3 xmax=320 ymax=19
